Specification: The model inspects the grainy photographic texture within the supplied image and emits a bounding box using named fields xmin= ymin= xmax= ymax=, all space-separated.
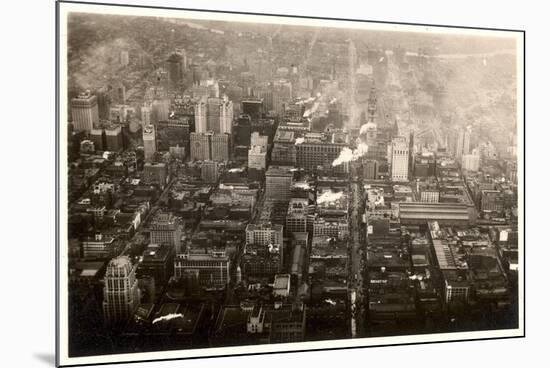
xmin=57 ymin=1 xmax=524 ymax=366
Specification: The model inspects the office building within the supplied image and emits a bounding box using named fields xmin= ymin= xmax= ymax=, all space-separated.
xmin=285 ymin=198 xmax=309 ymax=235
xmin=82 ymin=233 xmax=115 ymax=259
xmin=194 ymin=100 xmax=207 ymax=133
xmin=155 ymin=118 xmax=190 ymax=151
xmin=137 ymin=243 xmax=174 ymax=288
xmin=295 ymin=132 xmax=349 ymax=174
xmin=207 ymin=97 xmax=221 ymax=133
xmin=272 ymin=79 xmax=293 ymax=117
xmin=481 ymin=190 xmax=503 ymax=213
xmin=152 ymin=99 xmax=170 ymax=122
xmin=190 ymin=132 xmax=211 ymax=161
xmin=142 ymin=124 xmax=156 ymax=162
xmin=150 ymin=212 xmax=184 ymax=254
xmin=143 ymin=162 xmax=168 ymax=188
xmin=246 ymin=223 xmax=284 ymax=250
xmin=201 ymin=160 xmax=219 ymax=183
xmin=450 ymin=126 xmax=472 ymax=159
xmin=391 ymin=137 xmax=409 ymax=182
xmin=251 ymin=131 xmax=268 ymax=150
xmin=265 ymin=166 xmax=294 ymax=202
xmin=141 ymin=104 xmax=152 ymax=126
xmin=103 ymin=256 xmax=140 ymax=326
xmin=220 ymin=97 xmax=234 ymax=134
xmin=211 ymin=133 xmax=230 ymax=162
xmin=242 ymin=98 xmax=264 ymax=120
xmin=174 ymin=253 xmax=230 ymax=288
xmin=90 ymin=128 xmax=104 ymax=151
xmin=104 ymin=124 xmax=123 ymax=152
xmin=71 ymin=91 xmax=99 ymax=132
xmin=248 ymin=145 xmax=267 ymax=170
xmin=462 ymin=153 xmax=480 ymax=172
xmin=167 ymin=53 xmax=184 ymax=87
xmin=363 ymin=159 xmax=378 ymax=180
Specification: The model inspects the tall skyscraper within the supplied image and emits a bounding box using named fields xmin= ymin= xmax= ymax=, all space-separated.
xmin=207 ymin=97 xmax=221 ymax=133
xmin=391 ymin=136 xmax=409 ymax=182
xmin=71 ymin=91 xmax=99 ymax=132
xmin=211 ymin=133 xmax=230 ymax=162
xmin=152 ymin=99 xmax=170 ymax=122
xmin=194 ymin=100 xmax=207 ymax=133
xmin=220 ymin=97 xmax=234 ymax=134
xmin=141 ymin=104 xmax=152 ymax=127
xmin=166 ymin=53 xmax=183 ymax=87
xmin=272 ymin=79 xmax=293 ymax=117
xmin=462 ymin=153 xmax=480 ymax=172
xmin=143 ymin=124 xmax=156 ymax=162
xmin=453 ymin=126 xmax=472 ymax=159
xmin=102 ymin=256 xmax=140 ymax=326
xmin=190 ymin=132 xmax=211 ymax=161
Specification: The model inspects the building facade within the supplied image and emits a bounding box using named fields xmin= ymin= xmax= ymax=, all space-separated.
xmin=102 ymin=256 xmax=141 ymax=326
xmin=71 ymin=91 xmax=99 ymax=132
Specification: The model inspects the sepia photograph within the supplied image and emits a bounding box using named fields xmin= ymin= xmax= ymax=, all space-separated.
xmin=56 ymin=1 xmax=524 ymax=366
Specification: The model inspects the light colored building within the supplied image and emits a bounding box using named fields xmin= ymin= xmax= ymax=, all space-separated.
xmin=174 ymin=253 xmax=230 ymax=287
xmin=120 ymin=50 xmax=129 ymax=66
xmin=420 ymin=190 xmax=440 ymax=203
xmin=103 ymin=256 xmax=140 ymax=326
xmin=194 ymin=100 xmax=207 ymax=133
xmin=251 ymin=131 xmax=268 ymax=150
xmin=82 ymin=233 xmax=115 ymax=259
xmin=273 ymin=274 xmax=291 ymax=298
xmin=246 ymin=222 xmax=284 ymax=249
xmin=71 ymin=91 xmax=99 ymax=132
xmin=142 ymin=124 xmax=156 ymax=161
xmin=248 ymin=145 xmax=267 ymax=170
xmin=391 ymin=136 xmax=409 ymax=182
xmin=312 ymin=218 xmax=349 ymax=240
xmin=152 ymin=99 xmax=170 ymax=122
xmin=462 ymin=153 xmax=480 ymax=172
xmin=150 ymin=212 xmax=183 ymax=253
xmin=141 ymin=103 xmax=151 ymax=127
xmin=220 ymin=97 xmax=234 ymax=134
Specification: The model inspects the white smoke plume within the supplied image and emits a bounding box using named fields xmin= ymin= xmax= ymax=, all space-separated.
xmin=317 ymin=190 xmax=344 ymax=204
xmin=303 ymin=101 xmax=320 ymax=118
xmin=293 ymin=182 xmax=312 ymax=190
xmin=228 ymin=167 xmax=245 ymax=173
xmin=359 ymin=123 xmax=374 ymax=135
xmin=152 ymin=313 xmax=184 ymax=324
xmin=295 ymin=137 xmax=305 ymax=145
xmin=332 ymin=143 xmax=368 ymax=167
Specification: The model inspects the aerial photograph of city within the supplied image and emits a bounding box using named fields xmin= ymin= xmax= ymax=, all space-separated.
xmin=59 ymin=3 xmax=522 ymax=364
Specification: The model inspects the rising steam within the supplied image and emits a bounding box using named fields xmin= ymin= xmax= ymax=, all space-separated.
xmin=152 ymin=313 xmax=184 ymax=324
xmin=332 ymin=143 xmax=368 ymax=167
